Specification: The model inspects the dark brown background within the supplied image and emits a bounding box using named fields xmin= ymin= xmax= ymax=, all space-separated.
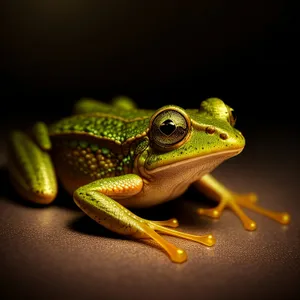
xmin=0 ymin=1 xmax=299 ymax=300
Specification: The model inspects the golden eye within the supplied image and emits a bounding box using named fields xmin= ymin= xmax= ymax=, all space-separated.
xmin=150 ymin=108 xmax=190 ymax=150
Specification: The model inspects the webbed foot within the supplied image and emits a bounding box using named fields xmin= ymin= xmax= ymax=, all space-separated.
xmin=135 ymin=218 xmax=215 ymax=263
xmin=195 ymin=175 xmax=291 ymax=230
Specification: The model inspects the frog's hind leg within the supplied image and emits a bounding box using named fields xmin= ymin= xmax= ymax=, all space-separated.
xmin=194 ymin=174 xmax=291 ymax=230
xmin=73 ymin=96 xmax=137 ymax=114
xmin=7 ymin=130 xmax=57 ymax=204
xmin=73 ymin=174 xmax=215 ymax=263
xmin=110 ymin=96 xmax=137 ymax=110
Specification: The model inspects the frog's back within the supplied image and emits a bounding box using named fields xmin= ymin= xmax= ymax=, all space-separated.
xmin=48 ymin=101 xmax=154 ymax=195
xmin=49 ymin=111 xmax=151 ymax=144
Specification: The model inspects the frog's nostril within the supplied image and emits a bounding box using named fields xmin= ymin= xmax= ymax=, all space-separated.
xmin=205 ymin=126 xmax=216 ymax=134
xmin=219 ymin=133 xmax=228 ymax=140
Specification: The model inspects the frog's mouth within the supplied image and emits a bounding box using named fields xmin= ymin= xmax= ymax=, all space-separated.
xmin=145 ymin=148 xmax=243 ymax=179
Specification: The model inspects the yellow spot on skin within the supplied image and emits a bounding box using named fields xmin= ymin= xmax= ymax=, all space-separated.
xmin=97 ymin=155 xmax=104 ymax=161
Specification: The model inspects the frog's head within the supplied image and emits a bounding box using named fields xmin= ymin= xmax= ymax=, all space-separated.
xmin=140 ymin=98 xmax=245 ymax=184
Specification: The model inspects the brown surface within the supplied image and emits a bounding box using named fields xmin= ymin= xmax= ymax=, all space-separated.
xmin=0 ymin=123 xmax=299 ymax=300
xmin=1 ymin=2 xmax=297 ymax=299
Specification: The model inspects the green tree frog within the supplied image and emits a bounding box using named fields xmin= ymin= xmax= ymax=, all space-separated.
xmin=7 ymin=97 xmax=290 ymax=263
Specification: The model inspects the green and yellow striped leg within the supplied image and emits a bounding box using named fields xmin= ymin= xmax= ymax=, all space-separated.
xmin=73 ymin=174 xmax=215 ymax=263
xmin=194 ymin=174 xmax=291 ymax=230
xmin=7 ymin=122 xmax=58 ymax=204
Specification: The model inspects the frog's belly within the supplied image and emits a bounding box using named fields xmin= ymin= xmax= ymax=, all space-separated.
xmin=56 ymin=160 xmax=192 ymax=208
xmin=54 ymin=146 xmax=240 ymax=209
xmin=119 ymin=149 xmax=240 ymax=208
xmin=118 ymin=180 xmax=190 ymax=208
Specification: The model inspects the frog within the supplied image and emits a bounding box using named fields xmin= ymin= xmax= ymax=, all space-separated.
xmin=7 ymin=96 xmax=291 ymax=263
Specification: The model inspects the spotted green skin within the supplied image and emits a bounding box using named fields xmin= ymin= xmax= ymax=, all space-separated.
xmin=48 ymin=99 xmax=156 ymax=192
xmin=8 ymin=96 xmax=245 ymax=202
xmin=7 ymin=96 xmax=249 ymax=263
xmin=50 ymin=107 xmax=151 ymax=144
xmin=7 ymin=97 xmax=156 ymax=202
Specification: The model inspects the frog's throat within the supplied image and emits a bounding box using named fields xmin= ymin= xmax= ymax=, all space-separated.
xmin=142 ymin=148 xmax=243 ymax=179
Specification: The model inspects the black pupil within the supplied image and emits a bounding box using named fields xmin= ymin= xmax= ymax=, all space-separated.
xmin=160 ymin=119 xmax=176 ymax=136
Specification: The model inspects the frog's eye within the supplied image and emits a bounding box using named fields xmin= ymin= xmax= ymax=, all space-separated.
xmin=160 ymin=119 xmax=177 ymax=135
xmin=150 ymin=107 xmax=190 ymax=150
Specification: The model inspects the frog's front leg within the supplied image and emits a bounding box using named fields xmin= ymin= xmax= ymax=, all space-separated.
xmin=7 ymin=124 xmax=57 ymax=204
xmin=194 ymin=174 xmax=291 ymax=230
xmin=73 ymin=174 xmax=215 ymax=263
